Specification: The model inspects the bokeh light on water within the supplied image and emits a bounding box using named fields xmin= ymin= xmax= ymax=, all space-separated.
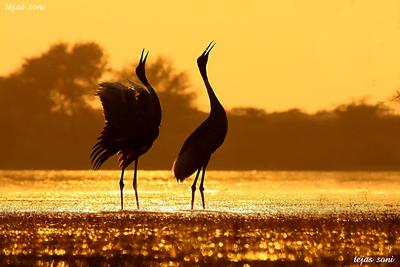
xmin=0 ymin=170 xmax=400 ymax=266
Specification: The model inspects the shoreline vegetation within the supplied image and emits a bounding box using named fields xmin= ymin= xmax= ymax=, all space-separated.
xmin=1 ymin=42 xmax=400 ymax=171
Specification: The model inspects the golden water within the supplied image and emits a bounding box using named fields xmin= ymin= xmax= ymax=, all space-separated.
xmin=1 ymin=170 xmax=399 ymax=266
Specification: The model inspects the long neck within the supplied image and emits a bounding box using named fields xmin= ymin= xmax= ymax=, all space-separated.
xmin=137 ymin=71 xmax=162 ymax=125
xmin=199 ymin=65 xmax=222 ymax=113
xmin=146 ymin=83 xmax=162 ymax=125
xmin=136 ymin=71 xmax=161 ymax=125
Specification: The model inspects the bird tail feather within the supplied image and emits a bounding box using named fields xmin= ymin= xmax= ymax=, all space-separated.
xmin=173 ymin=150 xmax=198 ymax=182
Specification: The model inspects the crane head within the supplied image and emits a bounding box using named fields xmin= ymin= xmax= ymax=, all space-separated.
xmin=136 ymin=49 xmax=150 ymax=86
xmin=197 ymin=41 xmax=215 ymax=69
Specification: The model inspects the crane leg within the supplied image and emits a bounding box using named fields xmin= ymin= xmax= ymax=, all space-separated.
xmin=191 ymin=169 xmax=201 ymax=210
xmin=119 ymin=168 xmax=125 ymax=210
xmin=199 ymin=160 xmax=209 ymax=210
xmin=133 ymin=159 xmax=140 ymax=209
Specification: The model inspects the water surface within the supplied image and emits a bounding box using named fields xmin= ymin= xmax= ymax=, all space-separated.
xmin=1 ymin=170 xmax=399 ymax=266
xmin=1 ymin=170 xmax=399 ymax=214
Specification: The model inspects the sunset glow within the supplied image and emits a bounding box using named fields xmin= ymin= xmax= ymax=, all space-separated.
xmin=2 ymin=2 xmax=400 ymax=266
xmin=2 ymin=0 xmax=400 ymax=111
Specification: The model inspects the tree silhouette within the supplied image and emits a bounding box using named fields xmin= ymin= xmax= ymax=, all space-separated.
xmin=2 ymin=42 xmax=400 ymax=170
xmin=0 ymin=42 xmax=106 ymax=116
xmin=0 ymin=42 xmax=107 ymax=168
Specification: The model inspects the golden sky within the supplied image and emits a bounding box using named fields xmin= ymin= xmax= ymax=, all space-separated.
xmin=1 ymin=0 xmax=400 ymax=112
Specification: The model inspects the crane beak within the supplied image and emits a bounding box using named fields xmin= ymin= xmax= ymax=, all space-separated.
xmin=197 ymin=41 xmax=215 ymax=68
xmin=136 ymin=49 xmax=151 ymax=86
xmin=139 ymin=49 xmax=149 ymax=65
xmin=201 ymin=41 xmax=216 ymax=58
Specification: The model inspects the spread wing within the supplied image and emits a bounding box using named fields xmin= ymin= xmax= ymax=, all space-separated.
xmin=91 ymin=82 xmax=151 ymax=169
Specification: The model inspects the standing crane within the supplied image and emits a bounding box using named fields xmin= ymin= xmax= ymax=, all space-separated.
xmin=91 ymin=50 xmax=161 ymax=210
xmin=174 ymin=42 xmax=228 ymax=209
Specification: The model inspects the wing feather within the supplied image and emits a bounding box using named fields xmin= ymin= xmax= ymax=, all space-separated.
xmin=173 ymin=125 xmax=214 ymax=181
xmin=91 ymin=82 xmax=151 ymax=169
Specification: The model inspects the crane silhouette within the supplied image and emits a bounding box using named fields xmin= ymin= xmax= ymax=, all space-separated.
xmin=91 ymin=50 xmax=161 ymax=210
xmin=174 ymin=42 xmax=228 ymax=210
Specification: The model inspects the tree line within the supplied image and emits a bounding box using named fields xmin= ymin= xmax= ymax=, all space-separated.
xmin=1 ymin=42 xmax=400 ymax=170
